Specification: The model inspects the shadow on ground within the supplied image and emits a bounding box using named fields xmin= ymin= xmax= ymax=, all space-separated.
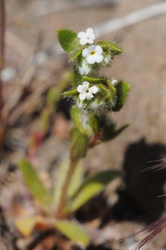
xmin=111 ymin=138 xmax=166 ymax=224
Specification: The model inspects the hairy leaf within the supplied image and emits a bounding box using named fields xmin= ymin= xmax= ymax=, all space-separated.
xmin=57 ymin=29 xmax=78 ymax=53
xmin=70 ymin=128 xmax=89 ymax=160
xmin=97 ymin=40 xmax=122 ymax=55
xmin=67 ymin=160 xmax=84 ymax=198
xmin=19 ymin=159 xmax=52 ymax=213
xmin=113 ymin=81 xmax=130 ymax=111
xmin=68 ymin=170 xmax=120 ymax=212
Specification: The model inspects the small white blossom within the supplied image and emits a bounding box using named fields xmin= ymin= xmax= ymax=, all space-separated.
xmin=78 ymin=59 xmax=91 ymax=75
xmin=77 ymin=81 xmax=98 ymax=101
xmin=111 ymin=78 xmax=118 ymax=85
xmin=77 ymin=28 xmax=95 ymax=45
xmin=82 ymin=45 xmax=103 ymax=64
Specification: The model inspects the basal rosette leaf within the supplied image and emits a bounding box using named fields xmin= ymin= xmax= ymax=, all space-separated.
xmin=68 ymin=170 xmax=120 ymax=212
xmin=55 ymin=220 xmax=90 ymax=246
xmin=15 ymin=216 xmax=44 ymax=237
xmin=19 ymin=159 xmax=52 ymax=213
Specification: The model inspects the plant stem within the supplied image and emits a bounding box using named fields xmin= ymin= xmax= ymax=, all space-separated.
xmin=56 ymin=159 xmax=76 ymax=218
xmin=0 ymin=0 xmax=5 ymax=115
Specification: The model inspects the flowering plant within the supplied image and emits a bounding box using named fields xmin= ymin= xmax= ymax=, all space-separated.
xmin=58 ymin=28 xmax=130 ymax=114
xmin=55 ymin=27 xmax=130 ymax=223
xmin=16 ymin=27 xmax=130 ymax=247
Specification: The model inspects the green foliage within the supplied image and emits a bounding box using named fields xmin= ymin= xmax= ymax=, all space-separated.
xmin=70 ymin=106 xmax=82 ymax=129
xmin=89 ymin=114 xmax=100 ymax=134
xmin=70 ymin=48 xmax=82 ymax=61
xmin=63 ymin=89 xmax=78 ymax=97
xmin=15 ymin=216 xmax=42 ymax=237
xmin=16 ymin=27 xmax=131 ymax=245
xmin=67 ymin=161 xmax=84 ymax=198
xmin=52 ymin=159 xmax=70 ymax=209
xmin=97 ymin=40 xmax=122 ymax=55
xmin=113 ymin=81 xmax=130 ymax=111
xmin=70 ymin=128 xmax=89 ymax=160
xmin=57 ymin=29 xmax=78 ymax=53
xmin=19 ymin=159 xmax=52 ymax=213
xmin=82 ymin=76 xmax=103 ymax=83
xmin=55 ymin=220 xmax=90 ymax=246
xmin=67 ymin=170 xmax=120 ymax=212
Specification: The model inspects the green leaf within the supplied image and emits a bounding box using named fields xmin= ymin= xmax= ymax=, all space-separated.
xmin=15 ymin=216 xmax=43 ymax=237
xmin=107 ymin=80 xmax=117 ymax=103
xmin=55 ymin=220 xmax=90 ymax=246
xmin=89 ymin=114 xmax=100 ymax=134
xmin=97 ymin=40 xmax=122 ymax=55
xmin=82 ymin=76 xmax=103 ymax=83
xmin=99 ymin=84 xmax=111 ymax=99
xmin=67 ymin=160 xmax=84 ymax=198
xmin=107 ymin=41 xmax=122 ymax=55
xmin=70 ymin=48 xmax=82 ymax=61
xmin=113 ymin=81 xmax=130 ymax=111
xmin=19 ymin=159 xmax=52 ymax=213
xmin=69 ymin=170 xmax=120 ymax=212
xmin=70 ymin=106 xmax=83 ymax=132
xmin=52 ymin=159 xmax=70 ymax=209
xmin=70 ymin=128 xmax=89 ymax=161
xmin=63 ymin=89 xmax=78 ymax=97
xmin=57 ymin=29 xmax=78 ymax=53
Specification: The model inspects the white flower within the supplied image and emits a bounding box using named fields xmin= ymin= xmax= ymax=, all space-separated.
xmin=77 ymin=28 xmax=95 ymax=45
xmin=82 ymin=45 xmax=103 ymax=64
xmin=111 ymin=78 xmax=118 ymax=85
xmin=77 ymin=81 xmax=98 ymax=101
xmin=78 ymin=59 xmax=91 ymax=75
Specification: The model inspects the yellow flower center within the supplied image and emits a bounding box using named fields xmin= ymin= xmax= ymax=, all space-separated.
xmin=90 ymin=51 xmax=95 ymax=55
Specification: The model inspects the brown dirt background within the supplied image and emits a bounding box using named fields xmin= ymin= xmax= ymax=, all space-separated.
xmin=1 ymin=0 xmax=166 ymax=249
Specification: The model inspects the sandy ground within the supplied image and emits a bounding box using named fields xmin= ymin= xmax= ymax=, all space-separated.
xmin=1 ymin=0 xmax=166 ymax=249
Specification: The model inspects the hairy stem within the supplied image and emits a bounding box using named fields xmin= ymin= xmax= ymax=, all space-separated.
xmin=56 ymin=159 xmax=76 ymax=218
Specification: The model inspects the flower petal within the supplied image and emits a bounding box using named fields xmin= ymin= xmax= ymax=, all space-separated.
xmin=77 ymin=31 xmax=84 ymax=38
xmin=82 ymin=81 xmax=90 ymax=88
xmin=79 ymin=93 xmax=87 ymax=101
xmin=86 ymin=56 xmax=96 ymax=64
xmin=95 ymin=54 xmax=103 ymax=63
xmin=90 ymin=86 xmax=98 ymax=94
xmin=82 ymin=48 xmax=89 ymax=58
xmin=95 ymin=45 xmax=103 ymax=54
xmin=86 ymin=28 xmax=94 ymax=34
xmin=77 ymin=84 xmax=84 ymax=93
xmin=86 ymin=92 xmax=94 ymax=100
